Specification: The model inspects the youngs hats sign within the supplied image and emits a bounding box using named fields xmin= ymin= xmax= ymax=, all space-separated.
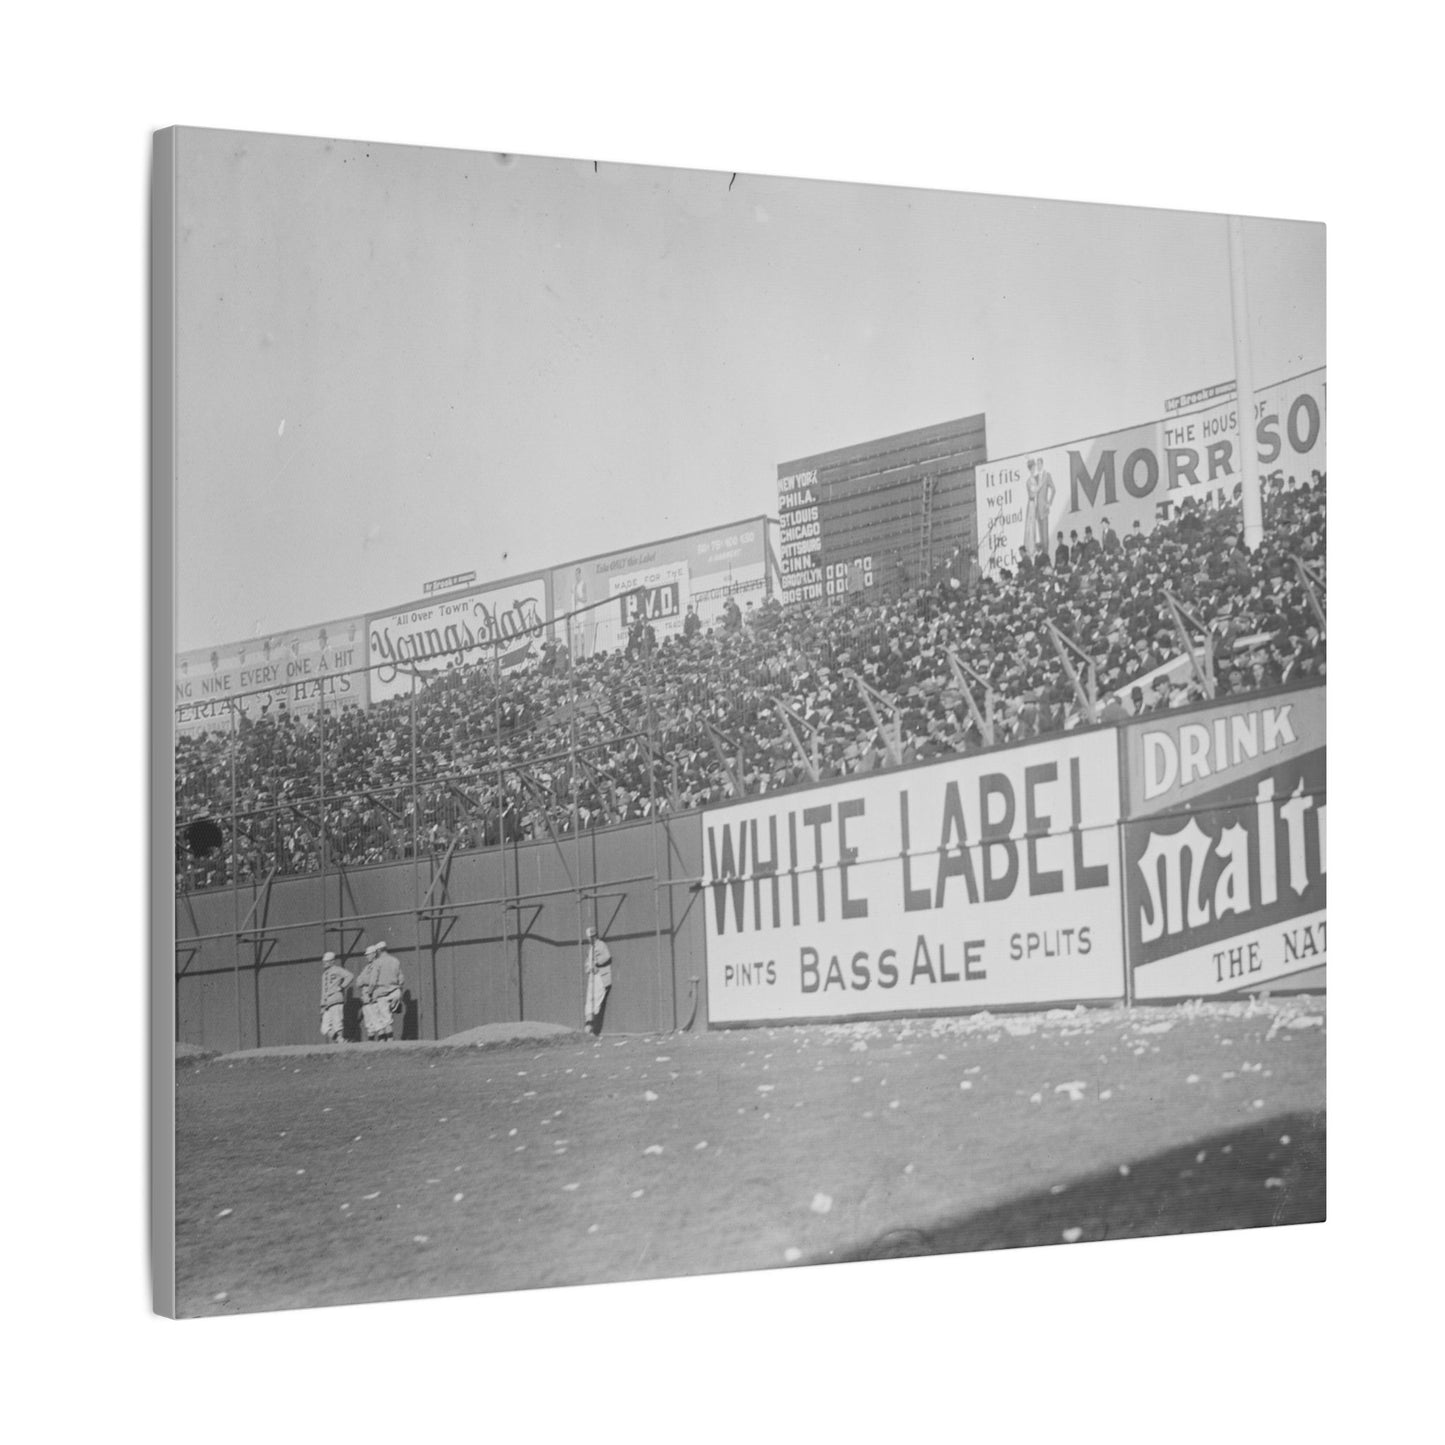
xmin=367 ymin=577 xmax=549 ymax=703
xmin=702 ymin=730 xmax=1126 ymax=1024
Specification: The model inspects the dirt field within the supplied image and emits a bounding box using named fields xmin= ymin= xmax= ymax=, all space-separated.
xmin=175 ymin=997 xmax=1325 ymax=1317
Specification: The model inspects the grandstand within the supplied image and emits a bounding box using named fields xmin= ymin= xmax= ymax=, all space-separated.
xmin=176 ymin=471 xmax=1325 ymax=893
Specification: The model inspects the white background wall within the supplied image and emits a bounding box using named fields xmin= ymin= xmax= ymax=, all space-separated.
xmin=5 ymin=6 xmax=1433 ymax=1443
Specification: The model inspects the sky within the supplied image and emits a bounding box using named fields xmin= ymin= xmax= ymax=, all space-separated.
xmin=173 ymin=127 xmax=1324 ymax=652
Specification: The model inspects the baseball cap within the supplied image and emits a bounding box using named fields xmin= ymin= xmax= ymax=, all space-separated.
xmin=322 ymin=951 xmax=337 ymax=964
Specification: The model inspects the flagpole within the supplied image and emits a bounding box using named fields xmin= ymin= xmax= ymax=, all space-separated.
xmin=1229 ymin=214 xmax=1264 ymax=551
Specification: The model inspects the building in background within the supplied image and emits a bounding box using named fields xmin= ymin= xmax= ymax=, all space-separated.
xmin=776 ymin=413 xmax=988 ymax=604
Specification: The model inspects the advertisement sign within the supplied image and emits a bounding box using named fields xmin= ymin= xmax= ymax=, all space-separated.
xmin=554 ymin=519 xmax=768 ymax=658
xmin=422 ymin=570 xmax=477 ymax=596
xmin=1122 ymin=686 xmax=1325 ymax=1000
xmin=703 ymin=730 xmax=1125 ymax=1024
xmin=367 ymin=577 xmax=549 ymax=703
xmin=174 ymin=618 xmax=368 ymax=736
xmin=1165 ymin=381 xmax=1233 ymax=414
xmin=977 ymin=368 xmax=1326 ymax=574
xmin=613 ymin=559 xmax=689 ymax=636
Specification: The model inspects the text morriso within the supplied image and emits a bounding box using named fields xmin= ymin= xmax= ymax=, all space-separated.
xmin=705 ymin=758 xmax=1113 ymax=936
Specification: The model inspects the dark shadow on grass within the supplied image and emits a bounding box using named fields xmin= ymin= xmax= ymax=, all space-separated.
xmin=401 ymin=990 xmax=420 ymax=1040
xmin=343 ymin=995 xmax=365 ymax=1042
xmin=823 ymin=1110 xmax=1324 ymax=1263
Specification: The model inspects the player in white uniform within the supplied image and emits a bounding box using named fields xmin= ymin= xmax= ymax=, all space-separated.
xmin=354 ymin=945 xmax=383 ymax=1040
xmin=319 ymin=951 xmax=354 ymax=1043
xmin=582 ymin=926 xmax=613 ymax=1036
xmin=367 ymin=942 xmax=405 ymax=1040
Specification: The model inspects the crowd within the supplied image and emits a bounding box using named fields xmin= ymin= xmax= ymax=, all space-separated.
xmin=176 ymin=474 xmax=1325 ymax=890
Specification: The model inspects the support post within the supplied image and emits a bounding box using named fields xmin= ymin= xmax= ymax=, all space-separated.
xmin=1292 ymin=554 xmax=1327 ymax=633
xmin=571 ymin=621 xmax=585 ymax=1026
xmin=494 ymin=635 xmax=513 ymax=1020
xmin=702 ymin=719 xmax=746 ymax=798
xmin=1046 ymin=621 xmax=1100 ymax=725
xmin=1162 ymin=589 xmax=1218 ymax=700
xmin=649 ymin=717 xmax=664 ymax=1033
xmin=318 ymin=689 xmax=327 ymax=957
xmin=944 ymin=648 xmax=997 ymax=748
xmin=410 ymin=675 xmax=427 ymax=1035
xmin=229 ymin=700 xmax=241 ymax=1052
xmin=1229 ymin=215 xmax=1263 ymax=551
xmin=847 ymin=671 xmax=905 ymax=766
xmin=770 ymin=695 xmax=822 ymax=783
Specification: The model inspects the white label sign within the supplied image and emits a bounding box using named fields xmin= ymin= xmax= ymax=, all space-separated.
xmin=703 ymin=730 xmax=1125 ymax=1023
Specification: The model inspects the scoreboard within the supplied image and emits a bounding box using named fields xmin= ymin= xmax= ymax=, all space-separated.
xmin=776 ymin=413 xmax=987 ymax=604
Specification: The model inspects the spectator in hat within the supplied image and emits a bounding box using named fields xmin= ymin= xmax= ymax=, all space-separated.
xmin=1252 ymin=655 xmax=1280 ymax=689
xmin=1054 ymin=532 xmax=1070 ymax=570
xmin=319 ymin=951 xmax=354 ymax=1044
xmin=626 ymin=615 xmax=648 ymax=659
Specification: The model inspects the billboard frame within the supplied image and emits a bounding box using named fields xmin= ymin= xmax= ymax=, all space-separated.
xmin=696 ymin=718 xmax=1130 ymax=1028
xmin=1116 ymin=679 xmax=1326 ymax=1002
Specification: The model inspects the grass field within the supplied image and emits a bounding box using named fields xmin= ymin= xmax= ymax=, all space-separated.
xmin=176 ymin=997 xmax=1325 ymax=1317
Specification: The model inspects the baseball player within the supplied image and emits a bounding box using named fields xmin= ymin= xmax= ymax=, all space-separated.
xmin=354 ymin=944 xmax=383 ymax=1041
xmin=366 ymin=941 xmax=406 ymax=1041
xmin=318 ymin=951 xmax=354 ymax=1043
xmin=582 ymin=925 xmax=613 ymax=1036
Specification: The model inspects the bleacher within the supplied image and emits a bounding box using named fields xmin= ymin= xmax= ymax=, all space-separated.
xmin=176 ymin=474 xmax=1325 ymax=890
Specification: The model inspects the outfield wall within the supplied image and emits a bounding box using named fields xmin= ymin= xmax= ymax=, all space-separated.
xmin=695 ymin=681 xmax=1324 ymax=1023
xmin=174 ymin=683 xmax=1324 ymax=1047
xmin=176 ymin=818 xmax=708 ymax=1052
